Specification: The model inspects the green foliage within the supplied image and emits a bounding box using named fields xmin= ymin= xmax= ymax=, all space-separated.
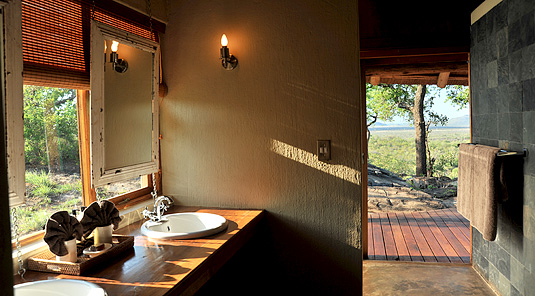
xmin=368 ymin=129 xmax=469 ymax=179
xmin=445 ymin=85 xmax=470 ymax=110
xmin=23 ymin=86 xmax=79 ymax=167
xmin=366 ymin=83 xmax=459 ymax=127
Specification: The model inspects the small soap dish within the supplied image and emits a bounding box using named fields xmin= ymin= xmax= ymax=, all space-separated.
xmin=83 ymin=243 xmax=112 ymax=258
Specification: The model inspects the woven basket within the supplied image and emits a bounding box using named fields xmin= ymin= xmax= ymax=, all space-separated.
xmin=27 ymin=235 xmax=134 ymax=275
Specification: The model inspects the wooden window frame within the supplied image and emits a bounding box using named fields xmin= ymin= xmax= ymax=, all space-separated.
xmin=12 ymin=90 xmax=160 ymax=248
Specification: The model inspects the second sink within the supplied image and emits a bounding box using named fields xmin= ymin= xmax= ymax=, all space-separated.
xmin=140 ymin=212 xmax=228 ymax=240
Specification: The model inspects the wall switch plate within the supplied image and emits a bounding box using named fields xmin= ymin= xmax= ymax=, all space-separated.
xmin=317 ymin=140 xmax=331 ymax=161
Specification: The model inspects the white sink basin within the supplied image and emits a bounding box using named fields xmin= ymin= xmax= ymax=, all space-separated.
xmin=14 ymin=279 xmax=106 ymax=296
xmin=141 ymin=212 xmax=228 ymax=240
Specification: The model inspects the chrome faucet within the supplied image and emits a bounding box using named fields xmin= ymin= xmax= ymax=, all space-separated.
xmin=143 ymin=196 xmax=174 ymax=222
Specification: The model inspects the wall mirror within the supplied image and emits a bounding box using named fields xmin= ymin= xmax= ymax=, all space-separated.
xmin=90 ymin=21 xmax=159 ymax=187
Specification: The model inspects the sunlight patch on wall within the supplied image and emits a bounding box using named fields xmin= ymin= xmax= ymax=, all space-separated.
xmin=270 ymin=139 xmax=360 ymax=185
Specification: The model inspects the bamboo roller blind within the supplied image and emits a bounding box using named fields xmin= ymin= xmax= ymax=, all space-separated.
xmin=21 ymin=0 xmax=159 ymax=90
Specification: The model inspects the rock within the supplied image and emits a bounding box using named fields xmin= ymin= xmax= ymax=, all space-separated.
xmin=367 ymin=163 xmax=457 ymax=213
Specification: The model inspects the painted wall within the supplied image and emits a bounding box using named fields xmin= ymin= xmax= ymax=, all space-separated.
xmin=470 ymin=1 xmax=535 ymax=295
xmin=160 ymin=0 xmax=363 ymax=294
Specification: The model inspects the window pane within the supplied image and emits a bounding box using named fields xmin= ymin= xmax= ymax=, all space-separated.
xmin=13 ymin=86 xmax=82 ymax=237
xmin=96 ymin=176 xmax=145 ymax=200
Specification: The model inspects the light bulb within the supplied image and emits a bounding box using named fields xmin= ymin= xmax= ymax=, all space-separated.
xmin=221 ymin=34 xmax=228 ymax=47
xmin=111 ymin=41 xmax=119 ymax=52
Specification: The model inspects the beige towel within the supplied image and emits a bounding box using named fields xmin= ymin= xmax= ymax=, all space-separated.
xmin=457 ymin=144 xmax=502 ymax=241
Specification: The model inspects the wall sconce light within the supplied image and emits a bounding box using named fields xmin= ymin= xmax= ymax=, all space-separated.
xmin=110 ymin=40 xmax=128 ymax=73
xmin=220 ymin=34 xmax=238 ymax=70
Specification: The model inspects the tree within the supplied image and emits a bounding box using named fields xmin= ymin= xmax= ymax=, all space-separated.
xmin=23 ymin=86 xmax=78 ymax=172
xmin=366 ymin=83 xmax=468 ymax=176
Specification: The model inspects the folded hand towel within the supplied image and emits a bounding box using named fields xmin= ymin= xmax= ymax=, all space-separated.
xmin=80 ymin=200 xmax=122 ymax=238
xmin=43 ymin=211 xmax=83 ymax=256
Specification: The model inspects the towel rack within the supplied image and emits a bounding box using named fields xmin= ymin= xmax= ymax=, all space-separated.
xmin=496 ymin=149 xmax=527 ymax=157
xmin=458 ymin=143 xmax=527 ymax=157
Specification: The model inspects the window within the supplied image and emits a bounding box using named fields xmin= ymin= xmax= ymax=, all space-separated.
xmin=15 ymin=86 xmax=82 ymax=237
xmin=8 ymin=0 xmax=165 ymax=246
xmin=11 ymin=86 xmax=156 ymax=242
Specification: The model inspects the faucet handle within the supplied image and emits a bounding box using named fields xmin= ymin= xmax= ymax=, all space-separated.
xmin=143 ymin=206 xmax=153 ymax=219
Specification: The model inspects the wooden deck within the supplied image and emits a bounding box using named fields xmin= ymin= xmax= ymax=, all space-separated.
xmin=368 ymin=208 xmax=471 ymax=263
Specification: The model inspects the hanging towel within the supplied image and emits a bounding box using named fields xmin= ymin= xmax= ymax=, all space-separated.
xmin=457 ymin=143 xmax=502 ymax=241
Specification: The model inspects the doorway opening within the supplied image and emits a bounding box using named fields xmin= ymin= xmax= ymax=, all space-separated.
xmin=365 ymin=83 xmax=471 ymax=263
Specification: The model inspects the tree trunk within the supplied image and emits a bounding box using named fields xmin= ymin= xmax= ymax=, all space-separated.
xmin=44 ymin=97 xmax=60 ymax=173
xmin=413 ymin=85 xmax=427 ymax=176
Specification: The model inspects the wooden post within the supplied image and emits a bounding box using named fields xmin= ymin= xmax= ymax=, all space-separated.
xmin=76 ymin=90 xmax=96 ymax=205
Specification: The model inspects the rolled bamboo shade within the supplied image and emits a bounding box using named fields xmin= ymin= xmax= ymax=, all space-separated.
xmin=21 ymin=0 xmax=158 ymax=90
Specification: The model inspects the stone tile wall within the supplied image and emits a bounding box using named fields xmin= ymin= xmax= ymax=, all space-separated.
xmin=471 ymin=1 xmax=535 ymax=295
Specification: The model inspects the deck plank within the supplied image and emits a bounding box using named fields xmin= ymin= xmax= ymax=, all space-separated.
xmin=387 ymin=212 xmax=411 ymax=261
xmin=368 ymin=209 xmax=470 ymax=263
xmin=411 ymin=212 xmax=450 ymax=263
xmin=405 ymin=212 xmax=437 ymax=262
xmin=444 ymin=208 xmax=471 ymax=239
xmin=394 ymin=212 xmax=424 ymax=261
xmin=371 ymin=213 xmax=387 ymax=260
xmin=428 ymin=210 xmax=470 ymax=257
xmin=426 ymin=210 xmax=470 ymax=263
xmin=379 ymin=212 xmax=399 ymax=260
xmin=368 ymin=213 xmax=375 ymax=259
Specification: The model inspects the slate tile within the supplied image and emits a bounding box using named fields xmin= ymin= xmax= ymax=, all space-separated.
xmin=509 ymin=50 xmax=523 ymax=83
xmin=498 ymin=113 xmax=511 ymax=140
xmin=522 ymin=12 xmax=535 ymax=47
xmin=510 ymin=112 xmax=523 ymax=142
xmin=509 ymin=18 xmax=523 ymax=53
xmin=508 ymin=82 xmax=523 ymax=113
xmin=498 ymin=57 xmax=510 ymax=85
xmin=510 ymin=256 xmax=525 ymax=293
xmin=497 ymin=27 xmax=509 ymax=59
xmin=498 ymin=245 xmax=512 ymax=280
xmin=523 ymin=78 xmax=535 ymax=111
xmin=510 ymin=284 xmax=521 ymax=296
xmin=489 ymin=241 xmax=499 ymax=266
xmin=521 ymin=43 xmax=535 ymax=80
xmin=523 ymin=111 xmax=535 ymax=144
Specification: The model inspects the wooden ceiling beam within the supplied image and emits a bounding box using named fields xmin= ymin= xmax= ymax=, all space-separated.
xmin=370 ymin=75 xmax=381 ymax=85
xmin=365 ymin=76 xmax=468 ymax=86
xmin=361 ymin=53 xmax=469 ymax=67
xmin=364 ymin=62 xmax=467 ymax=76
xmin=360 ymin=46 xmax=469 ymax=59
xmin=437 ymin=72 xmax=450 ymax=88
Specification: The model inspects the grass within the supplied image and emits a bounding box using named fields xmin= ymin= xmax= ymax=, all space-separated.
xmin=13 ymin=170 xmax=83 ymax=236
xmin=368 ymin=128 xmax=470 ymax=179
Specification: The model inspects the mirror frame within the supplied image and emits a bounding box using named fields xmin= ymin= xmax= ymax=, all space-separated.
xmin=90 ymin=21 xmax=160 ymax=187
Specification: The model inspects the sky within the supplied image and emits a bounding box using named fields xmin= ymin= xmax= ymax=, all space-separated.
xmin=385 ymin=88 xmax=469 ymax=125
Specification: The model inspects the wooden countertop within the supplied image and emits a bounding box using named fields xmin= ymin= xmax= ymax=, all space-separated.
xmin=14 ymin=207 xmax=264 ymax=296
